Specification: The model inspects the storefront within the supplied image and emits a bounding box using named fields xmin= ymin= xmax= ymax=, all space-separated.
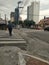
xmin=0 ymin=19 xmax=7 ymax=30
xmin=0 ymin=24 xmax=7 ymax=30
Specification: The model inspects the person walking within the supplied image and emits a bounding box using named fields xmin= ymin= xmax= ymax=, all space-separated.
xmin=8 ymin=21 xmax=13 ymax=36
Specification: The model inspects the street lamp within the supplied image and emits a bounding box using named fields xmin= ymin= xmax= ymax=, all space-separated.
xmin=43 ymin=16 xmax=46 ymax=29
xmin=18 ymin=1 xmax=23 ymax=8
xmin=17 ymin=1 xmax=23 ymax=29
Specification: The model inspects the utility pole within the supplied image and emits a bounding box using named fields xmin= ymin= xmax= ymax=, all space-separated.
xmin=43 ymin=16 xmax=46 ymax=29
xmin=5 ymin=14 xmax=7 ymax=24
xmin=0 ymin=14 xmax=1 ymax=18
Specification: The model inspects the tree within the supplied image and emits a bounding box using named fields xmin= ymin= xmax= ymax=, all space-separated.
xmin=24 ymin=20 xmax=35 ymax=28
xmin=19 ymin=20 xmax=23 ymax=25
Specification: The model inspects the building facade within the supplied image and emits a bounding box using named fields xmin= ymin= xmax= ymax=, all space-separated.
xmin=38 ymin=17 xmax=49 ymax=28
xmin=14 ymin=8 xmax=19 ymax=25
xmin=27 ymin=1 xmax=40 ymax=23
xmin=10 ymin=12 xmax=15 ymax=22
xmin=10 ymin=8 xmax=19 ymax=25
xmin=0 ymin=18 xmax=7 ymax=30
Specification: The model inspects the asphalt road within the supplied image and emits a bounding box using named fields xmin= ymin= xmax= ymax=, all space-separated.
xmin=26 ymin=30 xmax=49 ymax=43
xmin=19 ymin=29 xmax=49 ymax=61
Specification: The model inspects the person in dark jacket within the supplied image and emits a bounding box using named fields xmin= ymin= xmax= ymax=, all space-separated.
xmin=8 ymin=21 xmax=13 ymax=36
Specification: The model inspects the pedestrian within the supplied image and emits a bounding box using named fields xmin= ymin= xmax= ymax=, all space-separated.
xmin=8 ymin=21 xmax=13 ymax=36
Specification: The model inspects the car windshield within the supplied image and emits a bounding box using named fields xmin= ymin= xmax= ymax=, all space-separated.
xmin=0 ymin=0 xmax=49 ymax=65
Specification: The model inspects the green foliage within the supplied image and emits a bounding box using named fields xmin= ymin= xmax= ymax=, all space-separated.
xmin=8 ymin=20 xmax=11 ymax=23
xmin=19 ymin=20 xmax=23 ymax=24
xmin=12 ymin=20 xmax=23 ymax=25
xmin=24 ymin=20 xmax=35 ymax=27
xmin=12 ymin=21 xmax=18 ymax=25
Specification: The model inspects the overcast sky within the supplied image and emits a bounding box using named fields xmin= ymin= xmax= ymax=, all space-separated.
xmin=0 ymin=0 xmax=49 ymax=21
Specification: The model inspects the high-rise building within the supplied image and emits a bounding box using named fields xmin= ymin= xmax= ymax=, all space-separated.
xmin=27 ymin=1 xmax=40 ymax=23
xmin=10 ymin=8 xmax=19 ymax=25
xmin=14 ymin=8 xmax=19 ymax=24
xmin=10 ymin=12 xmax=15 ymax=22
xmin=10 ymin=12 xmax=15 ymax=18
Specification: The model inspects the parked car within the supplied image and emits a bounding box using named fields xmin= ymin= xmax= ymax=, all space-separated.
xmin=36 ymin=27 xmax=42 ymax=30
xmin=44 ymin=27 xmax=49 ymax=31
